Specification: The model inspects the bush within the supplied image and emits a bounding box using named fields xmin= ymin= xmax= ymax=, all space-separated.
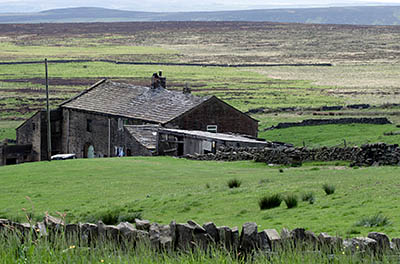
xmin=88 ymin=209 xmax=142 ymax=225
xmin=301 ymin=192 xmax=315 ymax=204
xmin=322 ymin=184 xmax=335 ymax=195
xmin=96 ymin=209 xmax=120 ymax=225
xmin=118 ymin=212 xmax=142 ymax=223
xmin=258 ymin=194 xmax=282 ymax=210
xmin=284 ymin=194 xmax=298 ymax=209
xmin=227 ymin=178 xmax=242 ymax=188
xmin=355 ymin=214 xmax=391 ymax=227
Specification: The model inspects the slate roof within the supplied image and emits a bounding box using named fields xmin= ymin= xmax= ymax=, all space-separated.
xmin=61 ymin=79 xmax=212 ymax=124
xmin=124 ymin=125 xmax=159 ymax=150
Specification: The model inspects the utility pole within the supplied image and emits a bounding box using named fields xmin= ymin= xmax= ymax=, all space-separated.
xmin=45 ymin=58 xmax=52 ymax=161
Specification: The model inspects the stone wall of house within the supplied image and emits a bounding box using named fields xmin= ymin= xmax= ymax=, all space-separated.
xmin=1 ymin=215 xmax=398 ymax=256
xmin=62 ymin=109 xmax=151 ymax=158
xmin=39 ymin=109 xmax=63 ymax=160
xmin=167 ymin=97 xmax=259 ymax=137
xmin=16 ymin=109 xmax=63 ymax=162
xmin=16 ymin=111 xmax=41 ymax=161
xmin=185 ymin=143 xmax=400 ymax=167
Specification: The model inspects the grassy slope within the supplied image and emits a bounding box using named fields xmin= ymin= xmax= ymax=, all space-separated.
xmin=1 ymin=157 xmax=400 ymax=238
xmin=260 ymin=123 xmax=400 ymax=147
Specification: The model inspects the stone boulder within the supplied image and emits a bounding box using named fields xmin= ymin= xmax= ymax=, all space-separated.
xmin=135 ymin=219 xmax=150 ymax=232
xmin=218 ymin=226 xmax=234 ymax=250
xmin=98 ymin=221 xmax=120 ymax=242
xmin=343 ymin=237 xmax=377 ymax=252
xmin=44 ymin=214 xmax=64 ymax=230
xmin=232 ymin=227 xmax=240 ymax=251
xmin=239 ymin=222 xmax=258 ymax=253
xmin=80 ymin=223 xmax=98 ymax=245
xmin=263 ymin=229 xmax=281 ymax=251
xmin=368 ymin=232 xmax=390 ymax=251
xmin=175 ymin=223 xmax=196 ymax=250
xmin=149 ymin=223 xmax=173 ymax=251
xmin=34 ymin=221 xmax=48 ymax=237
xmin=257 ymin=230 xmax=271 ymax=252
xmin=187 ymin=220 xmax=211 ymax=249
xmin=318 ymin=232 xmax=342 ymax=250
xmin=116 ymin=222 xmax=136 ymax=237
xmin=65 ymin=223 xmax=80 ymax=241
xmin=203 ymin=222 xmax=219 ymax=244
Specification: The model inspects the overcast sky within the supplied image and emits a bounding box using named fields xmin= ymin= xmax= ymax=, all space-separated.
xmin=1 ymin=0 xmax=400 ymax=12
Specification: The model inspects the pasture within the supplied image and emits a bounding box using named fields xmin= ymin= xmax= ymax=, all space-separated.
xmin=1 ymin=21 xmax=400 ymax=131
xmin=1 ymin=157 xmax=400 ymax=238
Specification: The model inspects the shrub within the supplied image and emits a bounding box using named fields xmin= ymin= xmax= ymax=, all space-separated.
xmin=322 ymin=184 xmax=335 ymax=195
xmin=227 ymin=178 xmax=242 ymax=188
xmin=301 ymin=192 xmax=315 ymax=204
xmin=284 ymin=194 xmax=298 ymax=209
xmin=96 ymin=209 xmax=120 ymax=225
xmin=118 ymin=212 xmax=142 ymax=223
xmin=258 ymin=194 xmax=282 ymax=210
xmin=355 ymin=214 xmax=391 ymax=227
xmin=205 ymin=183 xmax=210 ymax=189
xmin=87 ymin=209 xmax=142 ymax=225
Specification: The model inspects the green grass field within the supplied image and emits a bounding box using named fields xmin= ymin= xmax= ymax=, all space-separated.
xmin=1 ymin=157 xmax=400 ymax=238
xmin=260 ymin=123 xmax=400 ymax=147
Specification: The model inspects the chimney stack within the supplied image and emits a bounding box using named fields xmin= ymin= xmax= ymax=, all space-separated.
xmin=151 ymin=71 xmax=166 ymax=89
xmin=183 ymin=83 xmax=191 ymax=94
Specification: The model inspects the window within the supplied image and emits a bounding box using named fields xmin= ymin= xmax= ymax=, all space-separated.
xmin=118 ymin=118 xmax=123 ymax=131
xmin=32 ymin=123 xmax=36 ymax=131
xmin=86 ymin=119 xmax=92 ymax=132
xmin=207 ymin=125 xmax=218 ymax=133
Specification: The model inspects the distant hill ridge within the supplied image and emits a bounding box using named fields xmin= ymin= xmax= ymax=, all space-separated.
xmin=1 ymin=6 xmax=400 ymax=25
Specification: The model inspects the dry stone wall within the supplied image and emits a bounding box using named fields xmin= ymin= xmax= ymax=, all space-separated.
xmin=264 ymin=117 xmax=391 ymax=131
xmin=1 ymin=215 xmax=399 ymax=256
xmin=185 ymin=143 xmax=400 ymax=166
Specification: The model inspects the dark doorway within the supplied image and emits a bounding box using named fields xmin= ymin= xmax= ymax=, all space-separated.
xmin=177 ymin=143 xmax=184 ymax=156
xmin=6 ymin=158 xmax=17 ymax=165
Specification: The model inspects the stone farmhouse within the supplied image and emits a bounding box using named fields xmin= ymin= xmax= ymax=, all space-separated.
xmin=4 ymin=72 xmax=262 ymax=164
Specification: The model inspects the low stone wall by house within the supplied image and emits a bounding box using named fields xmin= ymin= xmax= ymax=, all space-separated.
xmin=185 ymin=143 xmax=400 ymax=167
xmin=1 ymin=215 xmax=399 ymax=256
xmin=264 ymin=117 xmax=392 ymax=131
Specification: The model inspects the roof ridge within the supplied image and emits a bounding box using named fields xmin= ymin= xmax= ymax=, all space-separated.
xmin=60 ymin=78 xmax=107 ymax=107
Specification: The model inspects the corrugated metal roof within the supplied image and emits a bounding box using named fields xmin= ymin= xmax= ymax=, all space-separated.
xmin=159 ymin=128 xmax=267 ymax=144
xmin=61 ymin=80 xmax=211 ymax=124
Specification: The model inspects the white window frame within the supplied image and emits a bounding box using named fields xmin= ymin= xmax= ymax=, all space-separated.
xmin=207 ymin=125 xmax=218 ymax=133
